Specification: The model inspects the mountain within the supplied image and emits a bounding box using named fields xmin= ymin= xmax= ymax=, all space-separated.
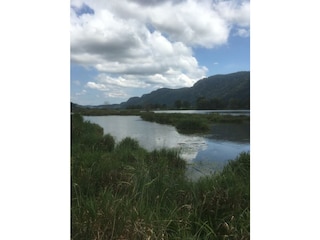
xmin=121 ymin=71 xmax=250 ymax=109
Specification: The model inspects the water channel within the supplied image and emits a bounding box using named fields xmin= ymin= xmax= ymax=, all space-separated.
xmin=84 ymin=114 xmax=249 ymax=180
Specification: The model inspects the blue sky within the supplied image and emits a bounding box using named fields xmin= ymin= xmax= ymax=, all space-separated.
xmin=70 ymin=0 xmax=250 ymax=105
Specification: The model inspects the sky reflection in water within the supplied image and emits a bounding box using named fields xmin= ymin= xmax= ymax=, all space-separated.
xmin=83 ymin=115 xmax=249 ymax=179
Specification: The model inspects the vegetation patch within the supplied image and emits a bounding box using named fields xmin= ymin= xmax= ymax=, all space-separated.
xmin=140 ymin=112 xmax=249 ymax=134
xmin=71 ymin=113 xmax=250 ymax=239
xmin=176 ymin=118 xmax=210 ymax=134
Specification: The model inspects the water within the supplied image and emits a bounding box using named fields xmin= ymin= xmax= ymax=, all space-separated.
xmin=83 ymin=115 xmax=249 ymax=179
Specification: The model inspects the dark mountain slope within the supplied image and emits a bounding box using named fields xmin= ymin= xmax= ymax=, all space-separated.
xmin=121 ymin=71 xmax=250 ymax=109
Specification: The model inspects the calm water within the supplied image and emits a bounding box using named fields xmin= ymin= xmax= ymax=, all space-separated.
xmin=84 ymin=115 xmax=250 ymax=179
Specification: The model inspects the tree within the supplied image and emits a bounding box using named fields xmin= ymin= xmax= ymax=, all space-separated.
xmin=182 ymin=100 xmax=190 ymax=109
xmin=209 ymin=98 xmax=224 ymax=110
xmin=196 ymin=97 xmax=209 ymax=109
xmin=174 ymin=100 xmax=182 ymax=109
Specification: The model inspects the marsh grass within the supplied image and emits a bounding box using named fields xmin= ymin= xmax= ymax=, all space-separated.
xmin=71 ymin=114 xmax=250 ymax=239
xmin=140 ymin=112 xmax=249 ymax=134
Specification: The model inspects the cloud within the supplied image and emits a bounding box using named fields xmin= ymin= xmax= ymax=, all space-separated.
xmin=86 ymin=74 xmax=148 ymax=100
xmin=95 ymin=74 xmax=150 ymax=88
xmin=86 ymin=82 xmax=109 ymax=91
xmin=214 ymin=0 xmax=250 ymax=27
xmin=75 ymin=89 xmax=87 ymax=96
xmin=130 ymin=0 xmax=185 ymax=6
xmin=142 ymin=0 xmax=230 ymax=48
xmin=70 ymin=0 xmax=250 ymax=103
xmin=104 ymin=91 xmax=129 ymax=99
xmin=234 ymin=28 xmax=250 ymax=37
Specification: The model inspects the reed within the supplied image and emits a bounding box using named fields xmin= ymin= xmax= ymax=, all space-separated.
xmin=140 ymin=112 xmax=249 ymax=134
xmin=71 ymin=114 xmax=250 ymax=239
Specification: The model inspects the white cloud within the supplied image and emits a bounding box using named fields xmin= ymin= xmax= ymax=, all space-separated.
xmin=86 ymin=74 xmax=149 ymax=101
xmin=70 ymin=0 xmax=250 ymax=103
xmin=75 ymin=89 xmax=87 ymax=96
xmin=143 ymin=0 xmax=230 ymax=48
xmin=96 ymin=74 xmax=150 ymax=88
xmin=234 ymin=28 xmax=250 ymax=37
xmin=215 ymin=1 xmax=250 ymax=27
xmin=86 ymin=82 xmax=109 ymax=90
xmin=104 ymin=91 xmax=129 ymax=99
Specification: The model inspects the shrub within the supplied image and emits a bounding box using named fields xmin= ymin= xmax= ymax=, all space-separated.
xmin=116 ymin=137 xmax=140 ymax=151
xmin=193 ymin=152 xmax=250 ymax=238
xmin=176 ymin=118 xmax=210 ymax=134
xmin=97 ymin=134 xmax=115 ymax=152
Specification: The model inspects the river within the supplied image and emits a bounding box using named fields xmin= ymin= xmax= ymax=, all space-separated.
xmin=83 ymin=115 xmax=249 ymax=179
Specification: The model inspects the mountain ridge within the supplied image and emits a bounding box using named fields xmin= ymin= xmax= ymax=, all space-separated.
xmin=121 ymin=71 xmax=250 ymax=109
xmin=71 ymin=71 xmax=250 ymax=110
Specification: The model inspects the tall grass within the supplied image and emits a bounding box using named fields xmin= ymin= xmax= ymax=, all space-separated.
xmin=140 ymin=112 xmax=249 ymax=134
xmin=71 ymin=113 xmax=250 ymax=239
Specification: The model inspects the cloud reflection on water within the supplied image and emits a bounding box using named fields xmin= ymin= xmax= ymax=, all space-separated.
xmin=83 ymin=115 xmax=249 ymax=179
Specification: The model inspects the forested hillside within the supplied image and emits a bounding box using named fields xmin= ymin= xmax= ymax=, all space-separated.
xmin=122 ymin=71 xmax=250 ymax=109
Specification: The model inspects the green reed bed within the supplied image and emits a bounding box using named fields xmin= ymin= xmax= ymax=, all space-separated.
xmin=72 ymin=107 xmax=143 ymax=116
xmin=140 ymin=112 xmax=249 ymax=134
xmin=71 ymin=114 xmax=250 ymax=239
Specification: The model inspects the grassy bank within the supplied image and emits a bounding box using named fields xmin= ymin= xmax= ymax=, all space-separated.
xmin=140 ymin=112 xmax=249 ymax=134
xmin=71 ymin=114 xmax=250 ymax=239
xmin=71 ymin=108 xmax=142 ymax=116
xmin=71 ymin=105 xmax=249 ymax=135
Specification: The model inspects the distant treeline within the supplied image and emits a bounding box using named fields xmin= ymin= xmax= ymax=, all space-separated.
xmin=126 ymin=96 xmax=249 ymax=110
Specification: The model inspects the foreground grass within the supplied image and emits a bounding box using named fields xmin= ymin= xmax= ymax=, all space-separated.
xmin=71 ymin=114 xmax=250 ymax=239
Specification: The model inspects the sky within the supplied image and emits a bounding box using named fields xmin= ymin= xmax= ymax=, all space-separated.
xmin=70 ymin=0 xmax=250 ymax=106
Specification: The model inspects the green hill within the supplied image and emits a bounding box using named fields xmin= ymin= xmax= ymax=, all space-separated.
xmin=122 ymin=71 xmax=250 ymax=109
